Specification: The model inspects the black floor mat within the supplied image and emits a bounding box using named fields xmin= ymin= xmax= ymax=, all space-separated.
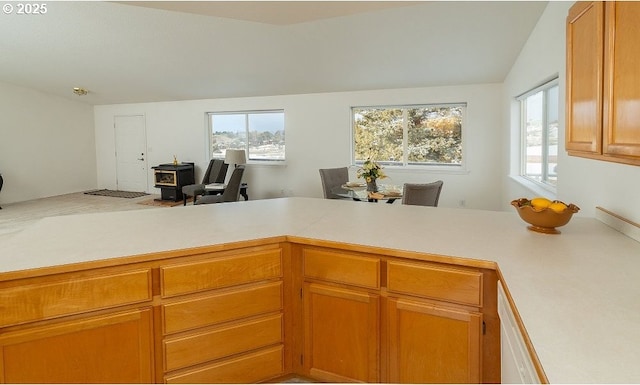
xmin=84 ymin=189 xmax=149 ymax=199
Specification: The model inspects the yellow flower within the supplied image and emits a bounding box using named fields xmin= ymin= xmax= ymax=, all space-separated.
xmin=357 ymin=158 xmax=386 ymax=181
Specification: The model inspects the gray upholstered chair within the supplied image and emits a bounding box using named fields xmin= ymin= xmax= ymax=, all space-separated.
xmin=401 ymin=181 xmax=444 ymax=207
xmin=194 ymin=166 xmax=245 ymax=205
xmin=182 ymin=159 xmax=228 ymax=206
xmin=319 ymin=167 xmax=349 ymax=199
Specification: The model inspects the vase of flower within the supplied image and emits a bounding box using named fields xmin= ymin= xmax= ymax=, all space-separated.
xmin=366 ymin=179 xmax=378 ymax=192
xmin=357 ymin=158 xmax=386 ymax=192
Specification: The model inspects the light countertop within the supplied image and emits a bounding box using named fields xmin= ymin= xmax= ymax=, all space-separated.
xmin=1 ymin=197 xmax=639 ymax=383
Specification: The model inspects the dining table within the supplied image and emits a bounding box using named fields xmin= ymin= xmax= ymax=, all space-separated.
xmin=331 ymin=183 xmax=403 ymax=203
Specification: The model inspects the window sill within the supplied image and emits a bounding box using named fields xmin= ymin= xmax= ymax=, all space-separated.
xmin=247 ymin=160 xmax=287 ymax=167
xmin=509 ymin=175 xmax=556 ymax=199
xmin=350 ymin=165 xmax=469 ymax=175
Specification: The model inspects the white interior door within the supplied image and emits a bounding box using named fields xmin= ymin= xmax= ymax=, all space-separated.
xmin=115 ymin=115 xmax=148 ymax=192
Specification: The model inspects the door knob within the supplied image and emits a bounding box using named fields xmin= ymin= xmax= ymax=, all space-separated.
xmin=138 ymin=158 xmax=144 ymax=161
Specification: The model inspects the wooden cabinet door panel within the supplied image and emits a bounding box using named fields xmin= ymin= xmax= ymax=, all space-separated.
xmin=303 ymin=283 xmax=379 ymax=382
xmin=388 ymin=298 xmax=481 ymax=384
xmin=603 ymin=1 xmax=640 ymax=157
xmin=0 ymin=309 xmax=154 ymax=383
xmin=566 ymin=1 xmax=604 ymax=154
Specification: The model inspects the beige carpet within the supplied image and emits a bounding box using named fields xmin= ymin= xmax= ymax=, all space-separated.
xmin=0 ymin=192 xmax=159 ymax=240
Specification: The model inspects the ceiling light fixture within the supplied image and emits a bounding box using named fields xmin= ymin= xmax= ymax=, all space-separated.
xmin=73 ymin=87 xmax=88 ymax=96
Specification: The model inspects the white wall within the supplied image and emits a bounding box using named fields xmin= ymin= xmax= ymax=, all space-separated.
xmin=0 ymin=81 xmax=96 ymax=205
xmin=94 ymin=83 xmax=505 ymax=210
xmin=503 ymin=2 xmax=640 ymax=223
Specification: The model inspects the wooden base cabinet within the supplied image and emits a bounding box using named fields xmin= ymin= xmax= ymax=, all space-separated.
xmin=387 ymin=298 xmax=481 ymax=383
xmin=0 ymin=265 xmax=155 ymax=384
xmin=0 ymin=241 xmax=500 ymax=384
xmin=299 ymin=246 xmax=497 ymax=384
xmin=0 ymin=309 xmax=154 ymax=383
xmin=385 ymin=260 xmax=486 ymax=384
xmin=303 ymin=283 xmax=380 ymax=382
xmin=159 ymin=246 xmax=286 ymax=383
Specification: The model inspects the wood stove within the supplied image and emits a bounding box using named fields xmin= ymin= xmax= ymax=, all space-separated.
xmin=152 ymin=163 xmax=194 ymax=201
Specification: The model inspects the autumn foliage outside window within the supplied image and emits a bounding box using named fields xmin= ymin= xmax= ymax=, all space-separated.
xmin=352 ymin=104 xmax=465 ymax=167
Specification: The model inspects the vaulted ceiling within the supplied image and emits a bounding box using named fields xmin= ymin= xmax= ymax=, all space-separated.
xmin=0 ymin=1 xmax=547 ymax=105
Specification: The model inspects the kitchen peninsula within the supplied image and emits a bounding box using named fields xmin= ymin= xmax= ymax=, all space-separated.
xmin=1 ymin=197 xmax=639 ymax=383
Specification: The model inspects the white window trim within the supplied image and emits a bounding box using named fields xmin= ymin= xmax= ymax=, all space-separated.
xmin=516 ymin=77 xmax=559 ymax=193
xmin=509 ymin=174 xmax=557 ymax=199
xmin=350 ymin=103 xmax=468 ymax=173
xmin=207 ymin=110 xmax=286 ymax=165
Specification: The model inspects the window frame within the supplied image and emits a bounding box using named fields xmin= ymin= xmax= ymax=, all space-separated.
xmin=207 ymin=110 xmax=286 ymax=163
xmin=350 ymin=103 xmax=467 ymax=171
xmin=517 ymin=78 xmax=559 ymax=191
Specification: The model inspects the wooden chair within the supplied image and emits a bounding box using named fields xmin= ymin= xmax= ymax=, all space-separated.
xmin=402 ymin=181 xmax=444 ymax=207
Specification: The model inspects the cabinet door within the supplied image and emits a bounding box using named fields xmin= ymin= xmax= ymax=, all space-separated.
xmin=566 ymin=1 xmax=604 ymax=154
xmin=0 ymin=309 xmax=154 ymax=383
xmin=388 ymin=298 xmax=481 ymax=384
xmin=303 ymin=282 xmax=379 ymax=382
xmin=603 ymin=2 xmax=640 ymax=158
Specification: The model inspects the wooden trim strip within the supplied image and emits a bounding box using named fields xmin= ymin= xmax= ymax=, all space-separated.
xmin=289 ymin=236 xmax=498 ymax=270
xmin=0 ymin=237 xmax=288 ymax=282
xmin=596 ymin=207 xmax=640 ymax=243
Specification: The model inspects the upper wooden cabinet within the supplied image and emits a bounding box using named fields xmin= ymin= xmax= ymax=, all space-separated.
xmin=566 ymin=1 xmax=604 ymax=154
xmin=566 ymin=1 xmax=640 ymax=165
xmin=602 ymin=2 xmax=640 ymax=159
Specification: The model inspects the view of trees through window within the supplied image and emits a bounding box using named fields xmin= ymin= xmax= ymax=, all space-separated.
xmin=353 ymin=105 xmax=464 ymax=166
xmin=209 ymin=111 xmax=285 ymax=161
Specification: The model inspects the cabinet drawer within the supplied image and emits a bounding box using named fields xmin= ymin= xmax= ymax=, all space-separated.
xmin=161 ymin=249 xmax=282 ymax=298
xmin=164 ymin=313 xmax=282 ymax=371
xmin=387 ymin=261 xmax=482 ymax=307
xmin=162 ymin=281 xmax=283 ymax=334
xmin=304 ymin=249 xmax=379 ymax=289
xmin=165 ymin=345 xmax=284 ymax=384
xmin=0 ymin=269 xmax=152 ymax=327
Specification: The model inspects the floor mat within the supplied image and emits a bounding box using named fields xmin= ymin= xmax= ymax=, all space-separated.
xmin=84 ymin=189 xmax=149 ymax=199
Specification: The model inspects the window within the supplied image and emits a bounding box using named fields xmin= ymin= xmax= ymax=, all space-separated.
xmin=519 ymin=79 xmax=559 ymax=187
xmin=208 ymin=110 xmax=285 ymax=162
xmin=352 ymin=104 xmax=465 ymax=167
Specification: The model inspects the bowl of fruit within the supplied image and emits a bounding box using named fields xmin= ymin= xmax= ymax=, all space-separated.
xmin=511 ymin=197 xmax=580 ymax=234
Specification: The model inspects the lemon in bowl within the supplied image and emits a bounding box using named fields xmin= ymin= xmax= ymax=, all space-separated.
xmin=511 ymin=198 xmax=580 ymax=234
